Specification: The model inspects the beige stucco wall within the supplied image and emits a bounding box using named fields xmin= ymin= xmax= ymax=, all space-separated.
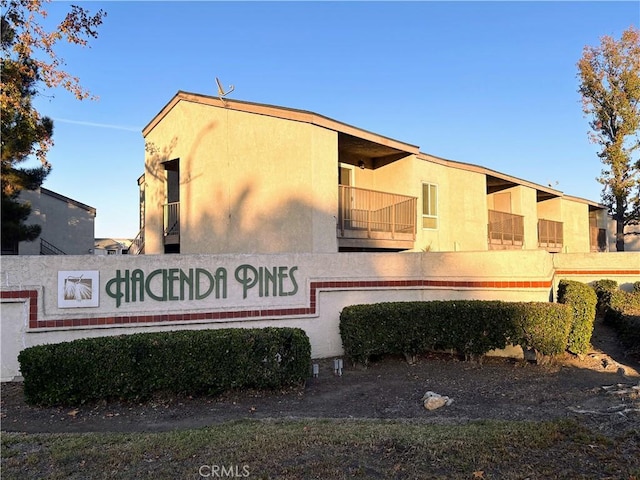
xmin=433 ymin=165 xmax=488 ymax=252
xmin=17 ymin=189 xmax=95 ymax=255
xmin=559 ymin=199 xmax=590 ymax=253
xmin=144 ymin=101 xmax=339 ymax=255
xmin=552 ymin=252 xmax=640 ymax=294
xmin=514 ymin=186 xmax=539 ymax=249
xmin=354 ymin=156 xmax=489 ymax=252
xmin=537 ymin=197 xmax=562 ymax=221
xmin=537 ymin=198 xmax=591 ymax=253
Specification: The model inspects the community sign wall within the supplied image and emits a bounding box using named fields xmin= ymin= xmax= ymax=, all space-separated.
xmin=2 ymin=251 xmax=639 ymax=381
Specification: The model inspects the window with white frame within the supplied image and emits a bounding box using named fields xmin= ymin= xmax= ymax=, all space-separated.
xmin=422 ymin=183 xmax=438 ymax=229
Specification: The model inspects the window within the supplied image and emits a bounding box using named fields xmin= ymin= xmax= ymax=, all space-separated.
xmin=422 ymin=183 xmax=438 ymax=229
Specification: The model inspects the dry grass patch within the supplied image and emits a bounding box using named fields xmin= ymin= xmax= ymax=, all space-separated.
xmin=2 ymin=418 xmax=638 ymax=479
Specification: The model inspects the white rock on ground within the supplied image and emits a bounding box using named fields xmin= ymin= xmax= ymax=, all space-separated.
xmin=422 ymin=391 xmax=454 ymax=410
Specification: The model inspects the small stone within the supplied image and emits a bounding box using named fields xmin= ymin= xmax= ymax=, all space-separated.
xmin=422 ymin=391 xmax=453 ymax=410
xmin=423 ymin=396 xmax=447 ymax=410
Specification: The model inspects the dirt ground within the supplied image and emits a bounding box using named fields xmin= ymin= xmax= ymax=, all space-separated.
xmin=1 ymin=318 xmax=639 ymax=436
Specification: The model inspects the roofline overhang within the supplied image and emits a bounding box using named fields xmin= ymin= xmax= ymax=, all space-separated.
xmin=417 ymin=152 xmax=569 ymax=200
xmin=142 ymin=91 xmax=419 ymax=156
xmin=563 ymin=194 xmax=607 ymax=210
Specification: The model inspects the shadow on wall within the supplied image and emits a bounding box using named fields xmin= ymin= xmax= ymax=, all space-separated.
xmin=20 ymin=191 xmax=95 ymax=255
xmin=145 ymin=118 xmax=337 ymax=254
xmin=188 ymin=181 xmax=330 ymax=254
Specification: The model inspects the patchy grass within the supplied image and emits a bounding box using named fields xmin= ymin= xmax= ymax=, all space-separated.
xmin=2 ymin=418 xmax=638 ymax=479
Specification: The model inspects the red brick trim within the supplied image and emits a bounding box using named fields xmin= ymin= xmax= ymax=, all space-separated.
xmin=0 ymin=290 xmax=39 ymax=328
xmin=2 ymin=278 xmax=554 ymax=330
xmin=555 ymin=269 xmax=640 ymax=276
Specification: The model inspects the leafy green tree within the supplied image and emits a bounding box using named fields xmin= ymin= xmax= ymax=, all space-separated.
xmin=577 ymin=26 xmax=640 ymax=251
xmin=0 ymin=0 xmax=105 ymax=253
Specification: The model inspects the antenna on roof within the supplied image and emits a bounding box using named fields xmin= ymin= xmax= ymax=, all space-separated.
xmin=215 ymin=77 xmax=235 ymax=106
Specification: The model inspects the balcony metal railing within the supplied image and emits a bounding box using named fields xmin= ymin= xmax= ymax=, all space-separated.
xmin=163 ymin=202 xmax=180 ymax=244
xmin=338 ymin=185 xmax=416 ymax=239
xmin=40 ymin=238 xmax=66 ymax=255
xmin=488 ymin=210 xmax=524 ymax=248
xmin=128 ymin=228 xmax=145 ymax=254
xmin=538 ymin=219 xmax=563 ymax=252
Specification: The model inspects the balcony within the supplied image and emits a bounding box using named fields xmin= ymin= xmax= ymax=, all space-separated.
xmin=538 ymin=219 xmax=563 ymax=252
xmin=338 ymin=185 xmax=417 ymax=250
xmin=488 ymin=210 xmax=524 ymax=249
xmin=163 ymin=202 xmax=180 ymax=245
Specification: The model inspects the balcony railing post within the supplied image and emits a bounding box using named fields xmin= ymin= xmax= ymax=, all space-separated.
xmin=391 ymin=195 xmax=396 ymax=238
xmin=366 ymin=190 xmax=371 ymax=238
xmin=338 ymin=186 xmax=344 ymax=235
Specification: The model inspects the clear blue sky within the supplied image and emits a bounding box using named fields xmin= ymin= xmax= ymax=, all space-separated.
xmin=30 ymin=1 xmax=639 ymax=239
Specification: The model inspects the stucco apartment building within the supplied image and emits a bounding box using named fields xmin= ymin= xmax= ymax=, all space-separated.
xmin=138 ymin=91 xmax=609 ymax=255
xmin=6 ymin=188 xmax=96 ymax=256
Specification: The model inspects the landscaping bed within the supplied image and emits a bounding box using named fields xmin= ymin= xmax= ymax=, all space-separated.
xmin=2 ymin=318 xmax=639 ymax=479
xmin=2 ymin=319 xmax=638 ymax=435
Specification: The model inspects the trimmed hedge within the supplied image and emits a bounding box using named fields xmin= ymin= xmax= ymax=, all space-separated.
xmin=18 ymin=327 xmax=311 ymax=406
xmin=509 ymin=302 xmax=573 ymax=357
xmin=591 ymin=279 xmax=618 ymax=315
xmin=339 ymin=300 xmax=573 ymax=365
xmin=604 ymin=287 xmax=640 ymax=356
xmin=556 ymin=280 xmax=597 ymax=355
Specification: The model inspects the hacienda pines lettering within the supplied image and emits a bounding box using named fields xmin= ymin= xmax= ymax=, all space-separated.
xmin=106 ymin=265 xmax=299 ymax=308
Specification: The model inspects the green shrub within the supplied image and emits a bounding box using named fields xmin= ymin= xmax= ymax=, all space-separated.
xmin=605 ymin=309 xmax=640 ymax=356
xmin=605 ymin=288 xmax=640 ymax=355
xmin=18 ymin=327 xmax=311 ymax=407
xmin=557 ymin=280 xmax=597 ymax=355
xmin=508 ymin=303 xmax=573 ymax=356
xmin=339 ymin=300 xmax=572 ymax=365
xmin=610 ymin=288 xmax=640 ymax=313
xmin=591 ymin=279 xmax=618 ymax=315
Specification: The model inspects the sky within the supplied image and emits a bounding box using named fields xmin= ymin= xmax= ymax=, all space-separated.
xmin=26 ymin=0 xmax=640 ymax=239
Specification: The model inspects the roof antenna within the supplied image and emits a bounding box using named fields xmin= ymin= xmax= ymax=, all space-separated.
xmin=216 ymin=77 xmax=235 ymax=106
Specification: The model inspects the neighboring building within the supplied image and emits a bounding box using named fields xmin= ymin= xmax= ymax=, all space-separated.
xmin=7 ymin=188 xmax=96 ymax=256
xmin=608 ymin=220 xmax=640 ymax=252
xmin=94 ymin=238 xmax=132 ymax=255
xmin=139 ymin=91 xmax=609 ymax=255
